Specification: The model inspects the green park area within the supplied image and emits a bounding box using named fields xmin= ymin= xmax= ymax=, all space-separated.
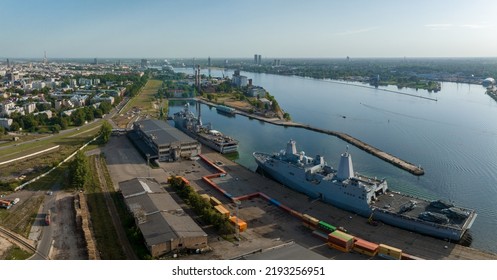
xmin=113 ymin=79 xmax=164 ymax=127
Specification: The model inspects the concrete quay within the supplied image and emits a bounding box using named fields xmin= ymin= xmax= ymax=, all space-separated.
xmin=156 ymin=140 xmax=496 ymax=260
xmin=197 ymin=97 xmax=425 ymax=176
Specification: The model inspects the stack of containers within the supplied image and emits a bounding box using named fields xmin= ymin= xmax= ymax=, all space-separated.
xmin=229 ymin=216 xmax=247 ymax=232
xmin=378 ymin=244 xmax=402 ymax=260
xmin=353 ymin=238 xmax=379 ymax=257
xmin=327 ymin=230 xmax=355 ymax=252
xmin=302 ymin=214 xmax=319 ymax=230
xmin=214 ymin=205 xmax=230 ymax=218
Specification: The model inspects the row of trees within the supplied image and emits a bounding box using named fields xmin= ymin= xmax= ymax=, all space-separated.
xmin=69 ymin=151 xmax=90 ymax=189
xmin=232 ymin=58 xmax=489 ymax=90
xmin=68 ymin=121 xmax=111 ymax=189
xmin=169 ymin=176 xmax=234 ymax=235
xmin=126 ymin=73 xmax=149 ymax=98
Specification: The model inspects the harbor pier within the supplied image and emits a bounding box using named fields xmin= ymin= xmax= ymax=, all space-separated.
xmin=196 ymin=98 xmax=424 ymax=176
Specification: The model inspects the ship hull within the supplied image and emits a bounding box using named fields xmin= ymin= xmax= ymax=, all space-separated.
xmin=372 ymin=208 xmax=476 ymax=241
xmin=254 ymin=152 xmax=475 ymax=241
xmin=174 ymin=118 xmax=238 ymax=154
xmin=254 ymin=153 xmax=371 ymax=216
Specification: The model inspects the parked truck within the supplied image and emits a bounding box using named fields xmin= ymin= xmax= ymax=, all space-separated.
xmin=0 ymin=199 xmax=12 ymax=209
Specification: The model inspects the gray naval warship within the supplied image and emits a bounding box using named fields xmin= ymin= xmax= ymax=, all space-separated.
xmin=174 ymin=103 xmax=238 ymax=154
xmin=253 ymin=140 xmax=477 ymax=241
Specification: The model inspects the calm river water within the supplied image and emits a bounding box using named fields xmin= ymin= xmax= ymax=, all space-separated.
xmin=173 ymin=68 xmax=497 ymax=254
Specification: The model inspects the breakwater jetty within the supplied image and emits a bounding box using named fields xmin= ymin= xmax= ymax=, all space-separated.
xmin=196 ymin=98 xmax=424 ymax=176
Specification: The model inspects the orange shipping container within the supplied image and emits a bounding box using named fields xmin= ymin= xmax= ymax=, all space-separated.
xmin=327 ymin=242 xmax=351 ymax=253
xmin=229 ymin=216 xmax=247 ymax=232
xmin=180 ymin=176 xmax=190 ymax=186
xmin=353 ymin=238 xmax=379 ymax=257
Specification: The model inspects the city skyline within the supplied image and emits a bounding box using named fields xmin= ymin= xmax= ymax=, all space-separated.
xmin=1 ymin=0 xmax=497 ymax=58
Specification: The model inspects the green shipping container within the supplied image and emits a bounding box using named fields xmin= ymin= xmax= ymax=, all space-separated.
xmin=318 ymin=221 xmax=337 ymax=232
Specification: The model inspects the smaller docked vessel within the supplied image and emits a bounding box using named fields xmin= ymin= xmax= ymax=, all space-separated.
xmin=216 ymin=105 xmax=236 ymax=116
xmin=174 ymin=103 xmax=238 ymax=154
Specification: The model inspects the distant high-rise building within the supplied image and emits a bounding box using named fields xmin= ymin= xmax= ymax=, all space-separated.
xmin=43 ymin=51 xmax=47 ymax=65
xmin=258 ymin=55 xmax=261 ymax=65
xmin=194 ymin=65 xmax=201 ymax=92
xmin=232 ymin=69 xmax=247 ymax=87
xmin=208 ymin=57 xmax=211 ymax=78
xmin=141 ymin=59 xmax=148 ymax=68
xmin=94 ymin=58 xmax=98 ymax=65
xmin=6 ymin=59 xmax=9 ymax=68
xmin=254 ymin=54 xmax=258 ymax=64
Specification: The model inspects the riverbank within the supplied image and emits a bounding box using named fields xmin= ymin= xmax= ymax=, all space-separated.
xmin=196 ymin=98 xmax=424 ymax=176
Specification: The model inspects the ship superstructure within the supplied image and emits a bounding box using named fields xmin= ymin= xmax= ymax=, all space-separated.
xmin=253 ymin=140 xmax=477 ymax=241
xmin=174 ymin=103 xmax=238 ymax=154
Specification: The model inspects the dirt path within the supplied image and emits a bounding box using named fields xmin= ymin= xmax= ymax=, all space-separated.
xmin=50 ymin=192 xmax=87 ymax=260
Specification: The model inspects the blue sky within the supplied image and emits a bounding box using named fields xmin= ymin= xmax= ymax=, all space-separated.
xmin=1 ymin=0 xmax=496 ymax=58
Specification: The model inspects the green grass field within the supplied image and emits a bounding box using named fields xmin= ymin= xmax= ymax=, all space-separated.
xmin=120 ymin=79 xmax=163 ymax=116
xmin=85 ymin=155 xmax=126 ymax=259
xmin=1 ymin=246 xmax=32 ymax=260
xmin=0 ymin=121 xmax=102 ymax=191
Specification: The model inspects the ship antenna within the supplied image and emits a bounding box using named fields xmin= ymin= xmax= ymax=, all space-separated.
xmin=346 ymin=145 xmax=349 ymax=153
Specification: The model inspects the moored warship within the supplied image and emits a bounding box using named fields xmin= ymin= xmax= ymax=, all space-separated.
xmin=174 ymin=103 xmax=238 ymax=154
xmin=253 ymin=140 xmax=477 ymax=241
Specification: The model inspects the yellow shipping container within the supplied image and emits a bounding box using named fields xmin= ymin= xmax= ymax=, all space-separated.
xmin=214 ymin=205 xmax=230 ymax=218
xmin=302 ymin=214 xmax=319 ymax=226
xmin=210 ymin=196 xmax=222 ymax=206
xmin=378 ymin=244 xmax=402 ymax=260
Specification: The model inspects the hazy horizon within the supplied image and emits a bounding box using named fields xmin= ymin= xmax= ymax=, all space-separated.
xmin=1 ymin=0 xmax=496 ymax=58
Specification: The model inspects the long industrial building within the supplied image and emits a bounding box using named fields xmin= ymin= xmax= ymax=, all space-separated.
xmin=119 ymin=178 xmax=208 ymax=257
xmin=129 ymin=119 xmax=200 ymax=161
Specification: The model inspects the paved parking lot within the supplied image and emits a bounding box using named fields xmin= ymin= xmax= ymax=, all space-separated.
xmin=103 ymin=135 xmax=497 ymax=260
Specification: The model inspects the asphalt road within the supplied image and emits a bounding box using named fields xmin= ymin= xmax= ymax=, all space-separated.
xmin=29 ymin=193 xmax=55 ymax=260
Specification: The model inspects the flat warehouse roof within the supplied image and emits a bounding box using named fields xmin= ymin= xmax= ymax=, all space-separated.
xmin=134 ymin=119 xmax=196 ymax=146
xmin=119 ymin=178 xmax=207 ymax=246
